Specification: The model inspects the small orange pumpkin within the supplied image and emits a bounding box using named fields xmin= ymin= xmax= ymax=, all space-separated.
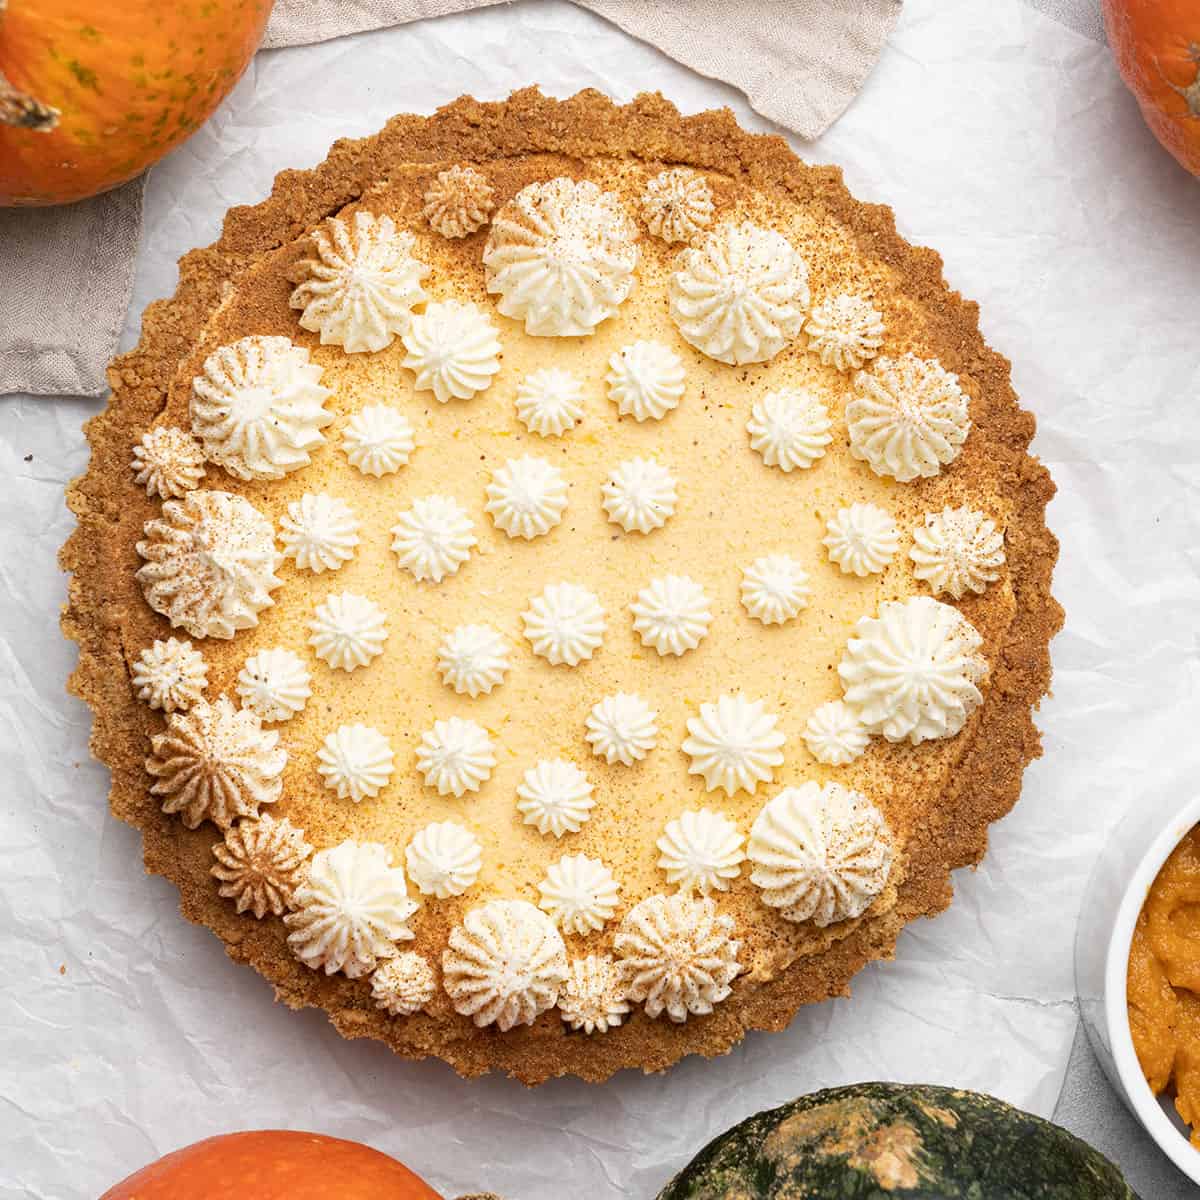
xmin=1103 ymin=0 xmax=1200 ymax=176
xmin=99 ymin=1130 xmax=445 ymax=1200
xmin=0 ymin=0 xmax=272 ymax=206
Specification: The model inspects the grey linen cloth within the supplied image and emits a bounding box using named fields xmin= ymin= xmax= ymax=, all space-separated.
xmin=0 ymin=176 xmax=146 ymax=397
xmin=0 ymin=0 xmax=901 ymax=398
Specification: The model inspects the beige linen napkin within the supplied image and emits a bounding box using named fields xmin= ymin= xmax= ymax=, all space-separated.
xmin=265 ymin=0 xmax=900 ymax=139
xmin=0 ymin=0 xmax=901 ymax=398
xmin=0 ymin=176 xmax=145 ymax=397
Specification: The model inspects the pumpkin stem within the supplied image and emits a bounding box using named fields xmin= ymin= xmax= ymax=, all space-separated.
xmin=0 ymin=70 xmax=60 ymax=131
xmin=1153 ymin=50 xmax=1200 ymax=119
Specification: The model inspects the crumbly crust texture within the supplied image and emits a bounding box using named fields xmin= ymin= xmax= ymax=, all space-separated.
xmin=61 ymin=88 xmax=1061 ymax=1084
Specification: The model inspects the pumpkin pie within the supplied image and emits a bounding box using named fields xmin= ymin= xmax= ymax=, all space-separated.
xmin=61 ymin=89 xmax=1061 ymax=1084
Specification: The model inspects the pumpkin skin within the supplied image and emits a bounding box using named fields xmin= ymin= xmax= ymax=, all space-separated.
xmin=657 ymin=1082 xmax=1139 ymax=1199
xmin=0 ymin=0 xmax=272 ymax=206
xmin=99 ymin=1130 xmax=444 ymax=1200
xmin=1103 ymin=0 xmax=1200 ymax=176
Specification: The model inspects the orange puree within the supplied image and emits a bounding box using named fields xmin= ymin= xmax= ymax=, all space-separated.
xmin=1128 ymin=825 xmax=1200 ymax=1145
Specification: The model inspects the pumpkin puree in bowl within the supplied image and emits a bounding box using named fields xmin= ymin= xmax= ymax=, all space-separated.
xmin=1128 ymin=825 xmax=1200 ymax=1144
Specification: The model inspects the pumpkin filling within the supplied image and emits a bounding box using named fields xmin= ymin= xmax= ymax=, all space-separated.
xmin=1128 ymin=824 xmax=1200 ymax=1145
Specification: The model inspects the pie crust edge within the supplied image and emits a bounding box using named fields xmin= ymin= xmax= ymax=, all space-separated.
xmin=60 ymin=87 xmax=1063 ymax=1084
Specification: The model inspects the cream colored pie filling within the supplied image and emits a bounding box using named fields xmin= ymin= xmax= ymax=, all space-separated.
xmin=125 ymin=158 xmax=1020 ymax=1033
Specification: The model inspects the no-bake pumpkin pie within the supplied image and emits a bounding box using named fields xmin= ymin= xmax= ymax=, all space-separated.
xmin=62 ymin=88 xmax=1061 ymax=1084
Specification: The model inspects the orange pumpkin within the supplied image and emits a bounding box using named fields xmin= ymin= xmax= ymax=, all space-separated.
xmin=99 ymin=1130 xmax=445 ymax=1200
xmin=0 ymin=0 xmax=272 ymax=206
xmin=1103 ymin=0 xmax=1200 ymax=176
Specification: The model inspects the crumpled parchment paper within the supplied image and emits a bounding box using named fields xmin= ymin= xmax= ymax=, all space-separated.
xmin=4 ymin=1 xmax=1200 ymax=1197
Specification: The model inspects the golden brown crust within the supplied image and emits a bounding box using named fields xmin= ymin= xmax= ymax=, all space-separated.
xmin=61 ymin=87 xmax=1061 ymax=1084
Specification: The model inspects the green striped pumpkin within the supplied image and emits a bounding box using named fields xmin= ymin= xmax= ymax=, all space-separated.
xmin=658 ymin=1082 xmax=1139 ymax=1199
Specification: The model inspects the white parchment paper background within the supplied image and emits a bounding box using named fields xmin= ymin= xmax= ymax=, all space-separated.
xmin=3 ymin=1 xmax=1200 ymax=1196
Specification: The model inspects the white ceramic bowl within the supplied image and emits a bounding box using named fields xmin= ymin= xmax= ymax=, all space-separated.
xmin=1075 ymin=792 xmax=1200 ymax=1185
